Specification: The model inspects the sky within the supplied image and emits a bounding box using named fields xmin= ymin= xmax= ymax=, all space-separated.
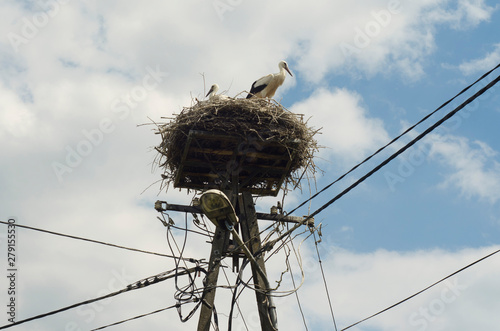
xmin=1 ymin=0 xmax=500 ymax=330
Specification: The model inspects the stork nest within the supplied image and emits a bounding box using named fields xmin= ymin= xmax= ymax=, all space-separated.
xmin=152 ymin=97 xmax=320 ymax=195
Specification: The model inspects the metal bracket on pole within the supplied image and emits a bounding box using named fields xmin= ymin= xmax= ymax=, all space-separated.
xmin=155 ymin=200 xmax=311 ymax=225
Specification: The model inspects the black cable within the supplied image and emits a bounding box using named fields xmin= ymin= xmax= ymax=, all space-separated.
xmin=307 ymin=70 xmax=500 ymax=221
xmin=288 ymin=253 xmax=308 ymax=331
xmin=313 ymin=231 xmax=338 ymax=331
xmin=90 ymin=303 xmax=184 ymax=330
xmin=170 ymin=223 xmax=213 ymax=237
xmin=286 ymin=62 xmax=500 ymax=217
xmin=169 ymin=215 xmax=192 ymax=301
xmin=158 ymin=210 xmax=215 ymax=238
xmin=340 ymin=247 xmax=500 ymax=330
xmin=265 ymin=69 xmax=500 ymax=250
xmin=221 ymin=260 xmax=249 ymax=331
xmin=0 ymin=267 xmax=202 ymax=330
xmin=287 ymin=235 xmax=309 ymax=330
xmin=228 ymin=259 xmax=250 ymax=331
xmin=166 ymin=213 xmax=206 ymax=323
xmin=0 ymin=220 xmax=196 ymax=261
xmin=212 ymin=305 xmax=220 ymax=331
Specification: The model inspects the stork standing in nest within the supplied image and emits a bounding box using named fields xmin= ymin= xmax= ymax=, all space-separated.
xmin=246 ymin=61 xmax=293 ymax=99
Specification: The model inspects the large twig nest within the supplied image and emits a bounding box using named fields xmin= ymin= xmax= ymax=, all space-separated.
xmin=153 ymin=97 xmax=319 ymax=195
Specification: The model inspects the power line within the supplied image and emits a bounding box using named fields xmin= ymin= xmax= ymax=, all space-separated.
xmin=285 ymin=62 xmax=500 ymax=217
xmin=307 ymin=69 xmax=500 ymax=221
xmin=166 ymin=214 xmax=205 ymax=323
xmin=313 ymin=231 xmax=338 ymax=331
xmin=223 ymin=261 xmax=250 ymax=331
xmin=264 ymin=68 xmax=500 ymax=251
xmin=340 ymin=247 xmax=500 ymax=330
xmin=0 ymin=220 xmax=198 ymax=262
xmin=288 ymin=238 xmax=309 ymax=331
xmin=90 ymin=303 xmax=186 ymax=330
xmin=0 ymin=267 xmax=202 ymax=330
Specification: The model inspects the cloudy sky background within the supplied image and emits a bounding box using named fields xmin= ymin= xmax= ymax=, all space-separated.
xmin=1 ymin=0 xmax=500 ymax=330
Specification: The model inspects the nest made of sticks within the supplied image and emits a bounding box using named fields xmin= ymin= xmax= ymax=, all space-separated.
xmin=153 ymin=97 xmax=320 ymax=194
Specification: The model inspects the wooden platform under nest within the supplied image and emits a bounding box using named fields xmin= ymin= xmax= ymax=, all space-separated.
xmin=173 ymin=129 xmax=300 ymax=195
xmin=154 ymin=98 xmax=319 ymax=196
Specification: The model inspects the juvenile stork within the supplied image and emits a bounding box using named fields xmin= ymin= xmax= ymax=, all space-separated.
xmin=206 ymin=83 xmax=229 ymax=101
xmin=246 ymin=60 xmax=293 ymax=99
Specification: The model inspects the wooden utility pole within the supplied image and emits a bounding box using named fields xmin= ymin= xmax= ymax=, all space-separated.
xmin=196 ymin=190 xmax=277 ymax=331
xmin=238 ymin=192 xmax=276 ymax=330
xmin=197 ymin=191 xmax=235 ymax=331
xmin=197 ymin=225 xmax=231 ymax=331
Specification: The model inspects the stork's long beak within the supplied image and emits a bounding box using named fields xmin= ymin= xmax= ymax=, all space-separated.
xmin=206 ymin=86 xmax=215 ymax=97
xmin=285 ymin=65 xmax=293 ymax=77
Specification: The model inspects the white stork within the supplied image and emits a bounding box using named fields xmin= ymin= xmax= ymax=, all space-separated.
xmin=246 ymin=61 xmax=293 ymax=99
xmin=206 ymin=83 xmax=229 ymax=101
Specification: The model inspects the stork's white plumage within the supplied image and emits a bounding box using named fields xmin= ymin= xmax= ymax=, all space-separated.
xmin=246 ymin=61 xmax=293 ymax=99
xmin=206 ymin=83 xmax=229 ymax=101
xmin=206 ymin=83 xmax=219 ymax=99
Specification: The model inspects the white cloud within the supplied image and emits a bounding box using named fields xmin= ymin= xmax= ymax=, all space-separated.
xmin=291 ymin=88 xmax=390 ymax=166
xmin=289 ymin=0 xmax=496 ymax=82
xmin=424 ymin=0 xmax=496 ymax=29
xmin=0 ymin=85 xmax=35 ymax=139
xmin=1 ymin=0 xmax=495 ymax=107
xmin=292 ymin=244 xmax=500 ymax=331
xmin=428 ymin=134 xmax=500 ymax=203
xmin=459 ymin=43 xmax=500 ymax=76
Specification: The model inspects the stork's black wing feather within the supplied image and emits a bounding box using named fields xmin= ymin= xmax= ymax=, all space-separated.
xmin=246 ymin=81 xmax=267 ymax=99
